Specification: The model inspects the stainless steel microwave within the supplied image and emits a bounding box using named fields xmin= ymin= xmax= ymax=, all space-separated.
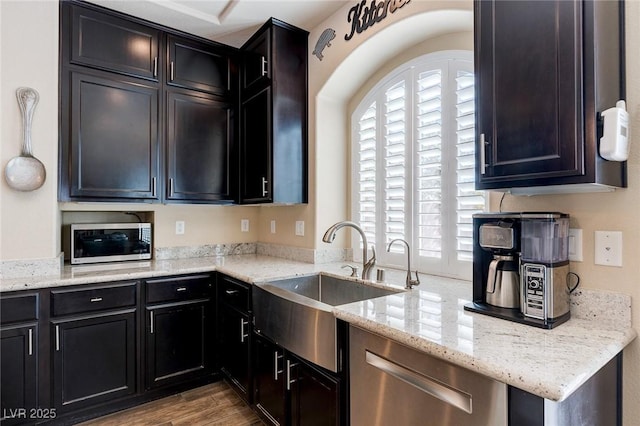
xmin=70 ymin=223 xmax=152 ymax=265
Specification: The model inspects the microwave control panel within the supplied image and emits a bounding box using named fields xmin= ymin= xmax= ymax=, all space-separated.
xmin=522 ymin=264 xmax=546 ymax=319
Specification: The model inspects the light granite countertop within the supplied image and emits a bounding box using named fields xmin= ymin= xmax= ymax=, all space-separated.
xmin=0 ymin=254 xmax=636 ymax=403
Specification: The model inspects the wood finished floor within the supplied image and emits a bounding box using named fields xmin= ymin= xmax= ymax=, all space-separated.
xmin=76 ymin=382 xmax=264 ymax=426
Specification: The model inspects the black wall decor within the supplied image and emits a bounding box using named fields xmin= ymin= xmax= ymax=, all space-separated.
xmin=345 ymin=0 xmax=411 ymax=40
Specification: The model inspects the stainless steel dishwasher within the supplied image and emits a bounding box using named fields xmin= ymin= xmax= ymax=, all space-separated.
xmin=349 ymin=325 xmax=507 ymax=426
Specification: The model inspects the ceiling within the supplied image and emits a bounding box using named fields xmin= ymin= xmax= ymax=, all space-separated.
xmin=86 ymin=0 xmax=350 ymax=47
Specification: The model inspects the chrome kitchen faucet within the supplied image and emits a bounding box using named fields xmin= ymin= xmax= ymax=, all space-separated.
xmin=387 ymin=238 xmax=420 ymax=289
xmin=322 ymin=221 xmax=376 ymax=280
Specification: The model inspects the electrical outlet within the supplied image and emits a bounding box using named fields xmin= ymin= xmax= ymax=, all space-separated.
xmin=241 ymin=219 xmax=249 ymax=232
xmin=295 ymin=221 xmax=304 ymax=236
xmin=594 ymin=231 xmax=622 ymax=267
xmin=175 ymin=221 xmax=185 ymax=235
xmin=270 ymin=220 xmax=276 ymax=234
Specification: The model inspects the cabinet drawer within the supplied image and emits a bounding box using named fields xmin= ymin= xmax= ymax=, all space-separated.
xmin=0 ymin=293 xmax=38 ymax=324
xmin=52 ymin=282 xmax=137 ymax=317
xmin=146 ymin=274 xmax=212 ymax=304
xmin=218 ymin=275 xmax=251 ymax=312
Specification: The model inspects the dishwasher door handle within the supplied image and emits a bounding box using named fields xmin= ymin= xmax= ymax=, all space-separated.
xmin=365 ymin=350 xmax=473 ymax=414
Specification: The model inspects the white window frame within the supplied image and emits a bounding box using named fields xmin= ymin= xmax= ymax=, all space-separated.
xmin=350 ymin=50 xmax=484 ymax=281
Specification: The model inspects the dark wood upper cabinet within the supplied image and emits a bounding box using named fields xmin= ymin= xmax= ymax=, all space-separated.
xmin=239 ymin=19 xmax=308 ymax=204
xmin=65 ymin=2 xmax=160 ymax=80
xmin=475 ymin=0 xmax=626 ymax=193
xmin=167 ymin=35 xmax=235 ymax=97
xmin=242 ymin=29 xmax=271 ymax=93
xmin=62 ymin=70 xmax=160 ymax=201
xmin=166 ymin=91 xmax=234 ymax=203
xmin=60 ymin=2 xmax=308 ymax=205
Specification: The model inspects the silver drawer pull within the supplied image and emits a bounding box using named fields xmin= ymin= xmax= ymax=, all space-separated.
xmin=240 ymin=319 xmax=249 ymax=343
xmin=261 ymin=177 xmax=268 ymax=197
xmin=286 ymin=359 xmax=298 ymax=390
xmin=90 ymin=297 xmax=103 ymax=303
xmin=366 ymin=350 xmax=472 ymax=414
xmin=176 ymin=287 xmax=187 ymax=292
xmin=480 ymin=133 xmax=488 ymax=175
xmin=274 ymin=351 xmax=284 ymax=380
xmin=261 ymin=56 xmax=268 ymax=76
xmin=28 ymin=328 xmax=33 ymax=356
xmin=150 ymin=311 xmax=154 ymax=334
xmin=225 ymin=289 xmax=239 ymax=295
xmin=55 ymin=325 xmax=60 ymax=351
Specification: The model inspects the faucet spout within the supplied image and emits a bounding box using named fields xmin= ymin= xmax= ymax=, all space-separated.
xmin=387 ymin=238 xmax=420 ymax=289
xmin=323 ymin=221 xmax=376 ymax=280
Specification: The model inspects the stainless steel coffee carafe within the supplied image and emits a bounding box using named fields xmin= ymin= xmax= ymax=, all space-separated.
xmin=485 ymin=254 xmax=520 ymax=308
xmin=478 ymin=221 xmax=521 ymax=309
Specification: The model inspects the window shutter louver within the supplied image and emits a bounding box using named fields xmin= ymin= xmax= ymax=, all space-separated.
xmin=416 ymin=70 xmax=442 ymax=259
xmin=357 ymin=102 xmax=377 ymax=250
xmin=384 ymin=81 xmax=406 ymax=250
xmin=455 ymin=71 xmax=483 ymax=262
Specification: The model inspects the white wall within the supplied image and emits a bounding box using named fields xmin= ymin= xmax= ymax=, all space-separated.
xmin=0 ymin=1 xmax=60 ymax=261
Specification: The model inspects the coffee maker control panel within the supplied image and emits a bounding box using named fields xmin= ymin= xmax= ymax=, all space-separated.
xmin=522 ymin=264 xmax=545 ymax=319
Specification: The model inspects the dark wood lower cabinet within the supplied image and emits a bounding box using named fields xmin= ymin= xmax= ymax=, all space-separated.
xmin=254 ymin=334 xmax=286 ymax=425
xmin=51 ymin=310 xmax=136 ymax=413
xmin=218 ymin=304 xmax=251 ymax=400
xmin=146 ymin=300 xmax=211 ymax=389
xmin=290 ymin=361 xmax=339 ymax=426
xmin=253 ymin=333 xmax=341 ymax=426
xmin=0 ymin=323 xmax=38 ymax=425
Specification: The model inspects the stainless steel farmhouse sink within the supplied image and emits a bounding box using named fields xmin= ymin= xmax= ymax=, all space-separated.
xmin=253 ymin=274 xmax=402 ymax=372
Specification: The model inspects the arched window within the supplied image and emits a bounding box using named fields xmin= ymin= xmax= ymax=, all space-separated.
xmin=351 ymin=51 xmax=485 ymax=280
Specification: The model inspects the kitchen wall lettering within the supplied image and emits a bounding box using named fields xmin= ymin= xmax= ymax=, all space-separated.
xmin=345 ymin=0 xmax=411 ymax=41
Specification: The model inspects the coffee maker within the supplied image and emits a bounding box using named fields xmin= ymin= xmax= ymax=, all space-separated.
xmin=520 ymin=213 xmax=571 ymax=323
xmin=464 ymin=212 xmax=571 ymax=329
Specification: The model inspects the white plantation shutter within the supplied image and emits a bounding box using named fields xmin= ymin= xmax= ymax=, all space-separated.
xmin=352 ymin=51 xmax=484 ymax=279
xmin=416 ymin=69 xmax=443 ymax=259
xmin=357 ymin=102 xmax=377 ymax=251
xmin=455 ymin=70 xmax=482 ymax=262
xmin=384 ymin=81 xmax=406 ymax=250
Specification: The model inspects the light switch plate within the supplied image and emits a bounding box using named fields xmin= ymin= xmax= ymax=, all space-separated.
xmin=594 ymin=231 xmax=622 ymax=267
xmin=568 ymin=228 xmax=583 ymax=262
xmin=241 ymin=219 xmax=249 ymax=233
xmin=295 ymin=221 xmax=304 ymax=236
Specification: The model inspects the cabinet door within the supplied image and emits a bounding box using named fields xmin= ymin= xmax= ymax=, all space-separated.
xmin=66 ymin=3 xmax=160 ymax=80
xmin=0 ymin=324 xmax=37 ymax=424
xmin=166 ymin=91 xmax=233 ymax=202
xmin=290 ymin=360 xmax=340 ymax=426
xmin=146 ymin=300 xmax=211 ymax=389
xmin=240 ymin=87 xmax=271 ymax=203
xmin=253 ymin=334 xmax=286 ymax=426
xmin=168 ymin=35 xmax=233 ymax=96
xmin=67 ymin=71 xmax=160 ymax=200
xmin=218 ymin=305 xmax=251 ymax=399
xmin=52 ymin=310 xmax=136 ymax=413
xmin=242 ymin=28 xmax=270 ymax=92
xmin=475 ymin=0 xmax=583 ymax=187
